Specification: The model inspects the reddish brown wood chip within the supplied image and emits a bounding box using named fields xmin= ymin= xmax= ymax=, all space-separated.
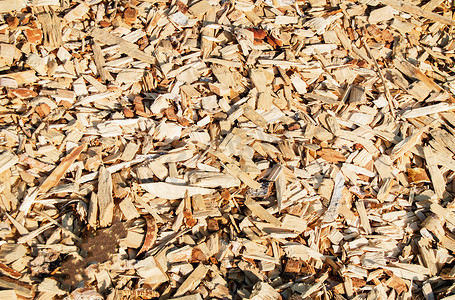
xmin=137 ymin=215 xmax=157 ymax=255
xmin=2 ymin=0 xmax=455 ymax=298
xmin=408 ymin=168 xmax=431 ymax=184
xmin=24 ymin=28 xmax=42 ymax=44
xmin=0 ymin=263 xmax=22 ymax=279
xmin=123 ymin=7 xmax=137 ymax=24
xmin=10 ymin=88 xmax=37 ymax=99
xmin=317 ymin=148 xmax=346 ymax=163
xmin=247 ymin=28 xmax=267 ymax=40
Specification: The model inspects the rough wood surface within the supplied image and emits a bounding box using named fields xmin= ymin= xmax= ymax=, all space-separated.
xmin=97 ymin=166 xmax=113 ymax=228
xmin=1 ymin=0 xmax=455 ymax=299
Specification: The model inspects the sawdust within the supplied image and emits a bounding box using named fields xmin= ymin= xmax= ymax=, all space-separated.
xmin=59 ymin=216 xmax=127 ymax=290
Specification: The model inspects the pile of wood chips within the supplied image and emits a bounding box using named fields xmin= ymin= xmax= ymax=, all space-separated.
xmin=1 ymin=0 xmax=455 ymax=299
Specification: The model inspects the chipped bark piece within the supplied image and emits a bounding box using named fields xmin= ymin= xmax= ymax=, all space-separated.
xmin=0 ymin=150 xmax=18 ymax=174
xmin=119 ymin=195 xmax=140 ymax=221
xmin=430 ymin=203 xmax=455 ymax=228
xmin=0 ymin=70 xmax=37 ymax=85
xmin=247 ymin=181 xmax=273 ymax=198
xmin=144 ymin=161 xmax=168 ymax=181
xmin=390 ymin=124 xmax=431 ymax=162
xmin=380 ymin=0 xmax=455 ymax=26
xmin=407 ymin=168 xmax=430 ymax=184
xmin=6 ymin=16 xmax=18 ymax=28
xmin=174 ymin=264 xmax=209 ymax=297
xmin=241 ymin=104 xmax=268 ymax=128
xmin=385 ymin=274 xmax=407 ymax=295
xmin=88 ymin=193 xmax=98 ymax=229
xmin=120 ymin=142 xmax=139 ymax=161
xmin=245 ymin=196 xmax=281 ymax=227
xmin=37 ymin=12 xmax=62 ymax=48
xmin=247 ymin=28 xmax=267 ymax=41
xmin=64 ymin=2 xmax=89 ymax=22
xmin=91 ymin=28 xmax=156 ymax=64
xmin=39 ymin=143 xmax=86 ymax=194
xmin=10 ymin=88 xmax=37 ymax=99
xmin=207 ymin=218 xmax=219 ymax=231
xmin=98 ymin=166 xmax=114 ymax=228
xmin=402 ymin=103 xmax=455 ymax=119
xmin=140 ymin=183 xmax=214 ymax=200
xmin=317 ymin=148 xmax=346 ymax=163
xmin=123 ymin=108 xmax=134 ymax=118
xmin=0 ymin=43 xmax=17 ymax=66
xmin=92 ymin=42 xmax=112 ymax=83
xmin=133 ymin=194 xmax=163 ymax=223
xmin=249 ymin=282 xmax=280 ymax=300
xmin=188 ymin=0 xmax=211 ymax=17
xmin=0 ymin=276 xmax=34 ymax=298
xmin=423 ymin=146 xmax=445 ymax=199
xmin=188 ymin=171 xmax=240 ymax=188
xmin=276 ymin=170 xmax=286 ymax=211
xmin=134 ymin=256 xmax=168 ymax=285
xmin=0 ymin=290 xmax=16 ymax=300
xmin=112 ymin=173 xmax=129 ymax=198
xmin=377 ymin=177 xmax=393 ymax=202
xmin=323 ymin=171 xmax=345 ymax=223
xmin=133 ymin=96 xmax=151 ymax=117
xmin=0 ymin=0 xmax=26 ymax=13
xmin=224 ymin=164 xmax=261 ymax=190
xmin=137 ymin=215 xmax=157 ymax=255
xmin=0 ymin=263 xmax=22 ymax=279
xmin=356 ymin=200 xmax=371 ymax=235
xmin=369 ymin=6 xmax=396 ymax=24
xmin=123 ymin=7 xmax=138 ymax=24
xmin=35 ymin=103 xmax=52 ymax=118
xmin=0 ymin=244 xmax=27 ymax=264
xmin=284 ymin=259 xmax=302 ymax=274
xmin=24 ymin=28 xmax=42 ymax=44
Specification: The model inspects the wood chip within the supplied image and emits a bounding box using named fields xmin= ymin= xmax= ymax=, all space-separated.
xmin=1 ymin=0 xmax=455 ymax=298
xmin=98 ymin=166 xmax=114 ymax=227
xmin=137 ymin=215 xmax=157 ymax=255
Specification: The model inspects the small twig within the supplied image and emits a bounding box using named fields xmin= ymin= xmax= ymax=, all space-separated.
xmin=363 ymin=39 xmax=396 ymax=118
